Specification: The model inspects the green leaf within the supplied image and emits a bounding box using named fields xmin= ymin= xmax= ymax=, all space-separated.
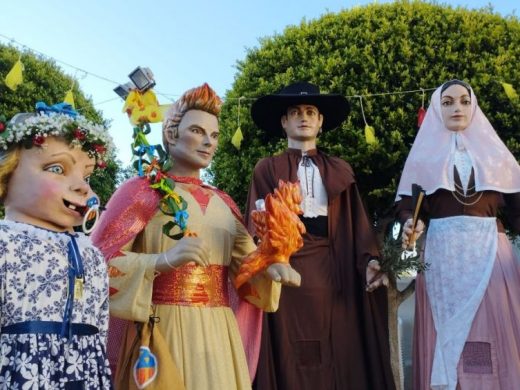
xmin=162 ymin=221 xmax=185 ymax=240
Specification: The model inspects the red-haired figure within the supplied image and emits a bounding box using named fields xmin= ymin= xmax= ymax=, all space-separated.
xmin=92 ymin=83 xmax=300 ymax=389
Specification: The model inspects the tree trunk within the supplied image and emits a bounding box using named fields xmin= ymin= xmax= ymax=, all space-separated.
xmin=387 ymin=277 xmax=416 ymax=390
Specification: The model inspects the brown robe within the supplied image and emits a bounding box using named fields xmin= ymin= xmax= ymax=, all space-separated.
xmin=247 ymin=148 xmax=395 ymax=390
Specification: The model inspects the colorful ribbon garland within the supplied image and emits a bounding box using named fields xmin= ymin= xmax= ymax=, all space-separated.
xmin=131 ymin=123 xmax=188 ymax=240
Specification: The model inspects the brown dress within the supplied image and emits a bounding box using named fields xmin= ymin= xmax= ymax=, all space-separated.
xmin=397 ymin=169 xmax=520 ymax=390
xmin=247 ymin=148 xmax=395 ymax=390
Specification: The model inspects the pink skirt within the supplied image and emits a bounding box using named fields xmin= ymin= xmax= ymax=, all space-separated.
xmin=413 ymin=233 xmax=520 ymax=390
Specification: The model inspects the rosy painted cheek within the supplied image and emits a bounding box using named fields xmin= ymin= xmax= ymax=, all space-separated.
xmin=36 ymin=180 xmax=63 ymax=204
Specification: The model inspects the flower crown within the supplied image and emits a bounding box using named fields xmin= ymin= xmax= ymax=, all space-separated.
xmin=0 ymin=102 xmax=114 ymax=167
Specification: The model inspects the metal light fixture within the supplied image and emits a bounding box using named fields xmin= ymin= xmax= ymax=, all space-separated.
xmin=113 ymin=82 xmax=134 ymax=100
xmin=128 ymin=66 xmax=155 ymax=92
xmin=113 ymin=66 xmax=156 ymax=100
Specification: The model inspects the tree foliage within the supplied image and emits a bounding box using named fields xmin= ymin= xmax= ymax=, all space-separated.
xmin=210 ymin=1 xmax=520 ymax=220
xmin=0 ymin=43 xmax=119 ymax=204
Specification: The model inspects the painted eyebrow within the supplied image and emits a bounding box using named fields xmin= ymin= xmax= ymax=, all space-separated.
xmin=188 ymin=125 xmax=205 ymax=132
xmin=441 ymin=94 xmax=470 ymax=99
xmin=50 ymin=152 xmax=96 ymax=169
xmin=50 ymin=152 xmax=77 ymax=164
xmin=189 ymin=125 xmax=219 ymax=134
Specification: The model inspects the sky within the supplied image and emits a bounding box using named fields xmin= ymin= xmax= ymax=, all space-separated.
xmin=1 ymin=0 xmax=518 ymax=164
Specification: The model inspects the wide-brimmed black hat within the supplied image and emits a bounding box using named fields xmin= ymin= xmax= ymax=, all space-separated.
xmin=251 ymin=81 xmax=349 ymax=136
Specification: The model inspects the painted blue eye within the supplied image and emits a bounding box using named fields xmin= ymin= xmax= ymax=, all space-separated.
xmin=46 ymin=165 xmax=64 ymax=174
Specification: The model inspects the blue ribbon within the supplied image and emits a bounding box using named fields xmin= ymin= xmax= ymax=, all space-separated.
xmin=2 ymin=321 xmax=98 ymax=336
xmin=137 ymin=156 xmax=144 ymax=177
xmin=136 ymin=145 xmax=157 ymax=177
xmin=35 ymin=102 xmax=78 ymax=118
xmin=62 ymin=234 xmax=84 ymax=339
xmin=137 ymin=144 xmax=156 ymax=158
xmin=174 ymin=210 xmax=189 ymax=230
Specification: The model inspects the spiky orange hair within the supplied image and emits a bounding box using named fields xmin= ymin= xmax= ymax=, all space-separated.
xmin=162 ymin=83 xmax=222 ymax=136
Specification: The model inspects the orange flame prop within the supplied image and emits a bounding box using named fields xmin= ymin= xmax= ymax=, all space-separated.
xmin=234 ymin=180 xmax=306 ymax=290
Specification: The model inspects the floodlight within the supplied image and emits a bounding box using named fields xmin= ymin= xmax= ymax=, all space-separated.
xmin=113 ymin=82 xmax=134 ymax=100
xmin=128 ymin=66 xmax=155 ymax=92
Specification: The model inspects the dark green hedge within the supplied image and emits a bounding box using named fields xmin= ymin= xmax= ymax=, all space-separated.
xmin=210 ymin=1 xmax=520 ymax=220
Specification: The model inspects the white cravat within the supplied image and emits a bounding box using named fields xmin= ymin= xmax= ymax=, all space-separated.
xmin=297 ymin=154 xmax=328 ymax=217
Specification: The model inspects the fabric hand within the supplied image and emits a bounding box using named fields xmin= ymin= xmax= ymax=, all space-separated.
xmin=366 ymin=259 xmax=389 ymax=292
xmin=155 ymin=236 xmax=210 ymax=272
xmin=401 ymin=218 xmax=425 ymax=249
xmin=266 ymin=263 xmax=301 ymax=287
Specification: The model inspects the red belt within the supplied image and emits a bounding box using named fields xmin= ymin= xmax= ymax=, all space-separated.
xmin=152 ymin=264 xmax=229 ymax=307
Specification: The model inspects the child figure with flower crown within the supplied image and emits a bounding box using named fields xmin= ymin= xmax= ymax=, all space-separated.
xmin=0 ymin=103 xmax=114 ymax=389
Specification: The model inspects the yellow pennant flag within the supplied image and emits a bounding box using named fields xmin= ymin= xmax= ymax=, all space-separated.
xmin=364 ymin=124 xmax=377 ymax=145
xmin=5 ymin=59 xmax=24 ymax=91
xmin=63 ymin=90 xmax=76 ymax=109
xmin=501 ymin=82 xmax=518 ymax=101
xmin=231 ymin=127 xmax=243 ymax=149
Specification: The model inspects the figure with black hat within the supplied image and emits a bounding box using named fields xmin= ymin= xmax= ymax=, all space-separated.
xmin=246 ymin=81 xmax=395 ymax=390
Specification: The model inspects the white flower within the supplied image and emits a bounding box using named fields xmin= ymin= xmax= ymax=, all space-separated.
xmin=65 ymin=349 xmax=83 ymax=377
xmin=15 ymin=352 xmax=33 ymax=372
xmin=49 ymin=336 xmax=61 ymax=357
xmin=37 ymin=369 xmax=52 ymax=389
xmin=0 ymin=112 xmax=115 ymax=160
xmin=20 ymin=363 xmax=39 ymax=390
xmin=0 ymin=370 xmax=12 ymax=390
xmin=40 ymin=356 xmax=59 ymax=377
xmin=28 ymin=337 xmax=39 ymax=356
xmin=0 ymin=344 xmax=12 ymax=366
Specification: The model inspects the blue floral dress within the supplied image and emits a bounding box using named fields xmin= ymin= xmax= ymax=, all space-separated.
xmin=0 ymin=220 xmax=112 ymax=389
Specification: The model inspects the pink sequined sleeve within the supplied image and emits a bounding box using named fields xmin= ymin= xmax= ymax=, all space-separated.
xmin=91 ymin=177 xmax=161 ymax=261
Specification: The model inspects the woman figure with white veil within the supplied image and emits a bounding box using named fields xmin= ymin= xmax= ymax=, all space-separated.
xmin=396 ymin=80 xmax=520 ymax=390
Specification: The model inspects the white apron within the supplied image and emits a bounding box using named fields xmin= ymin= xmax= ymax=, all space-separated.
xmin=425 ymin=216 xmax=497 ymax=390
